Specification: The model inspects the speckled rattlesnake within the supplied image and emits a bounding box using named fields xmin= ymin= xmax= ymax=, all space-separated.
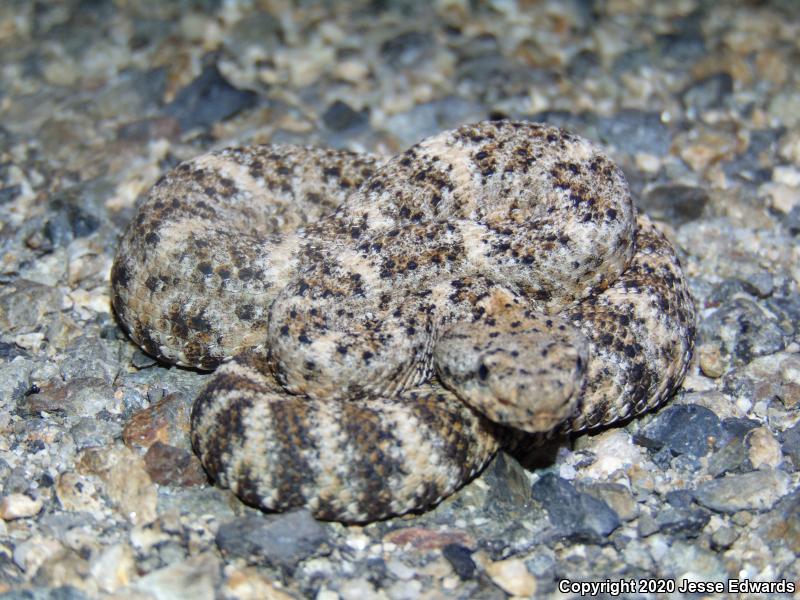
xmin=111 ymin=121 xmax=695 ymax=522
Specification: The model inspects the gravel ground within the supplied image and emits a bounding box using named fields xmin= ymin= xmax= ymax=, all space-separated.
xmin=0 ymin=1 xmax=799 ymax=598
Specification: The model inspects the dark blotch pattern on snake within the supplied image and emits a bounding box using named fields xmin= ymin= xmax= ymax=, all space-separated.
xmin=111 ymin=121 xmax=696 ymax=522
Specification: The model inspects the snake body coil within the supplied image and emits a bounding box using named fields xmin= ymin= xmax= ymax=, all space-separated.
xmin=111 ymin=121 xmax=695 ymax=522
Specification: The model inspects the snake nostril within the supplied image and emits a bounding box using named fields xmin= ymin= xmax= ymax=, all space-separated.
xmin=478 ymin=363 xmax=489 ymax=380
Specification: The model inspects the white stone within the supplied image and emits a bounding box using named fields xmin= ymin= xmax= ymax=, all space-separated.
xmin=135 ymin=553 xmax=220 ymax=600
xmin=12 ymin=536 xmax=63 ymax=573
xmin=486 ymin=558 xmax=537 ymax=597
xmin=746 ymin=427 xmax=782 ymax=469
xmin=0 ymin=493 xmax=43 ymax=520
xmin=90 ymin=543 xmax=136 ymax=593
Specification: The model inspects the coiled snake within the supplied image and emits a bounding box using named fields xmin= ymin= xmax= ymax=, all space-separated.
xmin=111 ymin=121 xmax=695 ymax=522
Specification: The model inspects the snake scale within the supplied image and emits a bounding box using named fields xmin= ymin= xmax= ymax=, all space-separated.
xmin=111 ymin=121 xmax=696 ymax=522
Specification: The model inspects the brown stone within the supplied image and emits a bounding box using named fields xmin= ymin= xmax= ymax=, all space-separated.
xmin=144 ymin=441 xmax=207 ymax=487
xmin=123 ymin=392 xmax=193 ymax=452
xmin=383 ymin=527 xmax=475 ymax=552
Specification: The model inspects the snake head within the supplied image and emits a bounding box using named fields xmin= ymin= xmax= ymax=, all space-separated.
xmin=434 ymin=306 xmax=589 ymax=433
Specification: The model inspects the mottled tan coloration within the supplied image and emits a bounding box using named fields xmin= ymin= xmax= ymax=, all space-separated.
xmin=111 ymin=121 xmax=696 ymax=522
xmin=111 ymin=146 xmax=381 ymax=369
xmin=191 ymin=353 xmax=500 ymax=522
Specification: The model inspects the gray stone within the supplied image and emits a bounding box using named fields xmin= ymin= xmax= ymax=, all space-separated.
xmin=322 ymin=100 xmax=369 ymax=132
xmin=457 ymin=54 xmax=552 ymax=104
xmin=441 ymin=544 xmax=476 ymax=580
xmin=531 ymin=474 xmax=621 ymax=544
xmin=0 ymin=588 xmax=89 ymax=600
xmin=0 ymin=356 xmax=34 ymax=410
xmin=163 ymin=63 xmax=257 ymax=132
xmin=134 ymin=553 xmax=220 ymax=600
xmin=721 ymin=417 xmax=762 ymax=444
xmin=635 ymin=404 xmax=722 ymax=458
xmin=216 ymin=510 xmax=330 ymax=569
xmin=482 ymin=453 xmax=532 ymax=518
xmin=637 ymin=513 xmax=659 ymax=538
xmin=781 ymin=421 xmax=800 ymax=467
xmin=0 ymin=340 xmax=28 ymax=361
xmin=4 ymin=467 xmax=33 ymax=495
xmin=671 ymin=454 xmax=702 ymax=473
xmin=579 ymin=482 xmax=638 ymax=521
xmin=94 ymin=66 xmax=167 ymax=120
xmin=753 ymin=488 xmax=800 ymax=556
xmin=681 ymin=73 xmax=734 ymax=113
xmin=69 ymin=417 xmax=122 ymax=450
xmin=722 ymin=354 xmax=800 ymax=409
xmin=523 ymin=545 xmax=557 ymax=580
xmin=566 ymin=50 xmax=601 ymax=80
xmin=224 ymin=13 xmax=282 ymax=58
xmin=528 ymin=111 xmax=597 ymax=136
xmin=59 ymin=336 xmax=120 ymax=384
xmin=131 ymin=349 xmax=157 ymax=369
xmin=722 ymin=128 xmax=783 ymax=185
xmin=699 ymin=298 xmax=785 ymax=366
xmin=382 ymin=97 xmax=485 ymax=149
xmin=694 ymin=469 xmax=791 ymax=513
xmin=743 ymin=272 xmax=776 ymax=299
xmin=155 ymin=486 xmax=238 ymax=521
xmin=596 ymin=110 xmax=671 ymax=156
xmin=641 ymin=184 xmax=709 ymax=226
xmin=707 ymin=437 xmax=750 ymax=478
xmin=664 ymin=489 xmax=694 ymax=509
xmin=43 ymin=185 xmax=104 ymax=247
xmin=661 ymin=540 xmax=726 ymax=584
xmin=765 ymin=293 xmax=800 ymax=337
xmin=23 ymin=377 xmax=114 ymax=418
xmin=654 ymin=507 xmax=710 ymax=538
xmin=706 ymin=279 xmax=757 ymax=307
xmin=380 ymin=31 xmax=435 ymax=67
xmin=710 ymin=526 xmax=738 ymax=550
xmin=0 ymin=280 xmax=63 ymax=335
xmin=785 ymin=204 xmax=800 ymax=235
xmin=654 ymin=31 xmax=707 ymax=65
xmin=611 ymin=48 xmax=651 ymax=76
xmin=0 ymin=184 xmax=21 ymax=204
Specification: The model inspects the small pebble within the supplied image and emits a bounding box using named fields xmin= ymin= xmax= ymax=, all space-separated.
xmin=580 ymin=482 xmax=639 ymax=522
xmin=221 ymin=567 xmax=295 ymax=600
xmin=0 ymin=493 xmax=43 ymax=520
xmin=710 ymin=526 xmax=738 ymax=550
xmin=216 ymin=510 xmax=329 ymax=568
xmin=641 ymin=183 xmax=709 ymax=225
xmin=781 ymin=421 xmax=800 ymax=467
xmin=694 ymin=469 xmax=790 ymax=514
xmin=698 ymin=343 xmax=726 ymax=378
xmin=441 ymin=544 xmax=476 ymax=580
xmin=486 ymin=557 xmax=537 ymax=597
xmin=745 ymin=427 xmax=782 ymax=469
xmin=163 ymin=64 xmax=257 ymax=132
xmin=144 ymin=441 xmax=208 ymax=487
xmin=135 ymin=552 xmax=221 ymax=600
xmin=382 ymin=528 xmax=474 ymax=552
xmin=90 ymin=543 xmax=136 ymax=593
xmin=12 ymin=536 xmax=64 ymax=574
xmin=76 ymin=445 xmax=157 ymax=524
xmin=322 ymin=100 xmax=368 ymax=132
xmin=635 ymin=404 xmax=722 ymax=458
xmin=532 ymin=474 xmax=621 ymax=543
